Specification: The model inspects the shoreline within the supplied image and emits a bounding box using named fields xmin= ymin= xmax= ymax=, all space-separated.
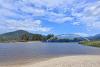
xmin=1 ymin=55 xmax=100 ymax=67
xmin=0 ymin=41 xmax=42 ymax=44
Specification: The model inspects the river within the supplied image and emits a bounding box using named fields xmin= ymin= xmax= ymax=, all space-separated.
xmin=0 ymin=42 xmax=100 ymax=65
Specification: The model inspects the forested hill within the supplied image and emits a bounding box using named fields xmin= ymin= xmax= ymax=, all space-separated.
xmin=0 ymin=30 xmax=33 ymax=37
xmin=0 ymin=30 xmax=33 ymax=42
xmin=0 ymin=30 xmax=53 ymax=42
xmin=0 ymin=30 xmax=100 ymax=42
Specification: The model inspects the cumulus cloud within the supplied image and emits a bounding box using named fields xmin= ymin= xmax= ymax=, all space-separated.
xmin=0 ymin=0 xmax=52 ymax=32
xmin=72 ymin=22 xmax=80 ymax=25
xmin=45 ymin=12 xmax=73 ymax=23
xmin=72 ymin=1 xmax=100 ymax=31
xmin=0 ymin=19 xmax=51 ymax=32
xmin=0 ymin=0 xmax=74 ymax=23
xmin=0 ymin=0 xmax=100 ymax=34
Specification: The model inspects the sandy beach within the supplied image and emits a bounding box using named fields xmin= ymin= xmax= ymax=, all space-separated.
xmin=1 ymin=55 xmax=100 ymax=67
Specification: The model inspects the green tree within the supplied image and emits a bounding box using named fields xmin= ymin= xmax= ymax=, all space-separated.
xmin=21 ymin=34 xmax=29 ymax=41
xmin=46 ymin=34 xmax=54 ymax=40
xmin=32 ymin=34 xmax=44 ymax=41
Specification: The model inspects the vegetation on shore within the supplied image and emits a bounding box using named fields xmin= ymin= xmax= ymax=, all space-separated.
xmin=0 ymin=30 xmax=55 ymax=42
xmin=0 ymin=30 xmax=100 ymax=43
xmin=0 ymin=34 xmax=54 ymax=42
xmin=80 ymin=41 xmax=100 ymax=47
xmin=0 ymin=30 xmax=86 ymax=43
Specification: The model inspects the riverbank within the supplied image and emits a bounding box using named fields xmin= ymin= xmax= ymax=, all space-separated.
xmin=80 ymin=41 xmax=100 ymax=47
xmin=0 ymin=41 xmax=42 ymax=44
xmin=1 ymin=55 xmax=100 ymax=67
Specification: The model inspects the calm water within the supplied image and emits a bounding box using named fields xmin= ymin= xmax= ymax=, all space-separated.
xmin=0 ymin=42 xmax=100 ymax=65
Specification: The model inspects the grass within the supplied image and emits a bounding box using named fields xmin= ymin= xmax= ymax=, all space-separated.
xmin=80 ymin=41 xmax=100 ymax=47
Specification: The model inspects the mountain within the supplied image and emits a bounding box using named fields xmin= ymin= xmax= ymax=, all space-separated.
xmin=0 ymin=30 xmax=99 ymax=42
xmin=0 ymin=30 xmax=33 ymax=42
xmin=88 ymin=34 xmax=100 ymax=40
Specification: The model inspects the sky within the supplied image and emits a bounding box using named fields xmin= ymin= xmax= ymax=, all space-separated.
xmin=0 ymin=0 xmax=100 ymax=36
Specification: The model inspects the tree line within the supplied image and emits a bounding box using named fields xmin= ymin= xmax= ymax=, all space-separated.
xmin=21 ymin=34 xmax=54 ymax=42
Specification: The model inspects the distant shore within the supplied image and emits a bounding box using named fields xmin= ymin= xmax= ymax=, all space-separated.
xmin=80 ymin=41 xmax=100 ymax=47
xmin=0 ymin=41 xmax=42 ymax=43
xmin=1 ymin=55 xmax=100 ymax=67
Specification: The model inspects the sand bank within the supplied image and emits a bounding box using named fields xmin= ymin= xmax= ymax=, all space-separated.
xmin=1 ymin=55 xmax=100 ymax=67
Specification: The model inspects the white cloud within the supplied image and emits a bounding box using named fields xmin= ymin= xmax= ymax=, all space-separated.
xmin=72 ymin=1 xmax=100 ymax=30
xmin=0 ymin=0 xmax=100 ymax=33
xmin=0 ymin=19 xmax=51 ymax=32
xmin=0 ymin=0 xmax=53 ymax=32
xmin=0 ymin=0 xmax=75 ymax=24
xmin=54 ymin=17 xmax=73 ymax=23
xmin=45 ymin=11 xmax=73 ymax=23
xmin=22 ymin=0 xmax=75 ymax=8
xmin=72 ymin=22 xmax=80 ymax=25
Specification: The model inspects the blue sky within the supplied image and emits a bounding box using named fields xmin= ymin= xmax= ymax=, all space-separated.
xmin=0 ymin=0 xmax=100 ymax=36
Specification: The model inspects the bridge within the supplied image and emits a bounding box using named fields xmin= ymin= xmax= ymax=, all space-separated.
xmin=47 ymin=34 xmax=90 ymax=42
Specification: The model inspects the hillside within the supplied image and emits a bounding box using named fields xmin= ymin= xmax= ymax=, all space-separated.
xmin=88 ymin=34 xmax=100 ymax=41
xmin=0 ymin=30 xmax=33 ymax=42
xmin=0 ymin=30 xmax=100 ymax=43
